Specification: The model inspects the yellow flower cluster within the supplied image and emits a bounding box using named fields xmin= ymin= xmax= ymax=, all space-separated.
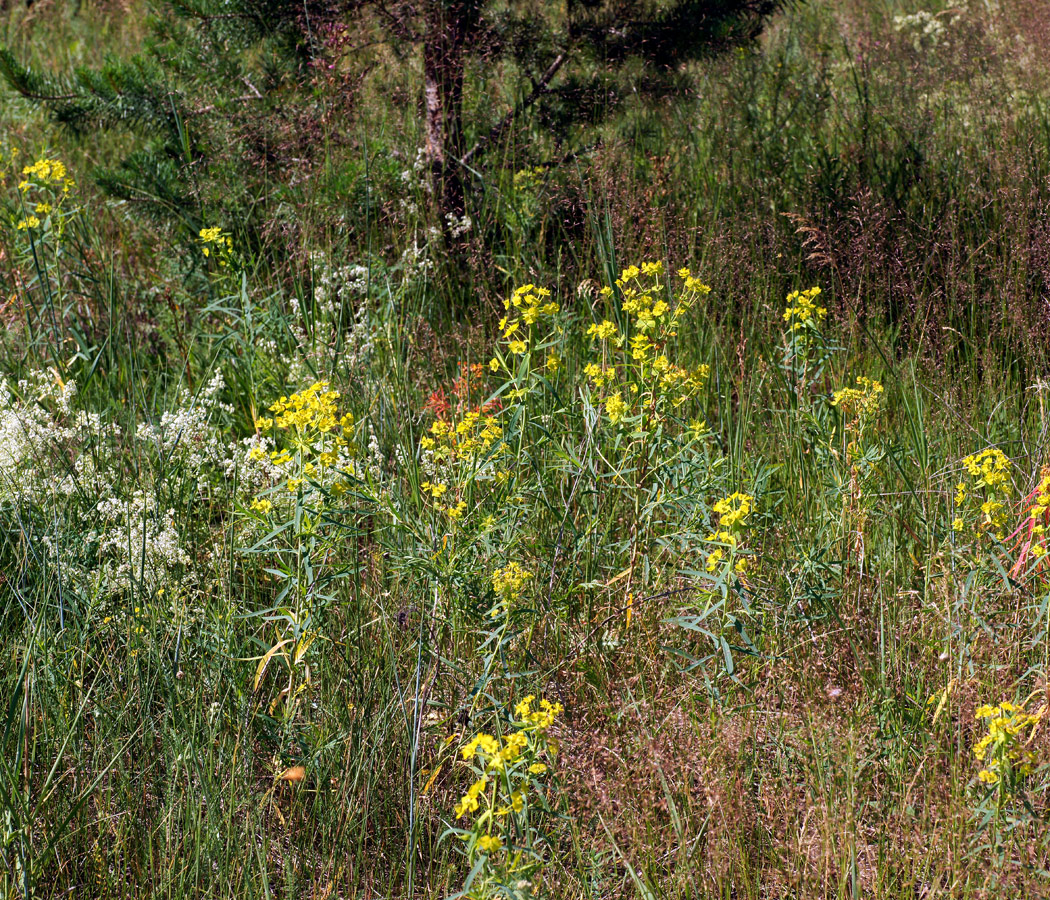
xmin=199 ymin=226 xmax=234 ymax=265
xmin=677 ymin=266 xmax=714 ymax=297
xmin=1025 ymin=468 xmax=1050 ymax=560
xmin=254 ymin=381 xmax=354 ymax=495
xmin=418 ymin=413 xmax=505 ymax=521
xmin=832 ymin=376 xmax=885 ymax=478
xmin=962 ymin=448 xmax=1011 ymax=488
xmin=706 ymin=492 xmax=755 ymax=573
xmin=455 ymin=770 xmax=490 ymax=818
xmin=972 ymin=701 xmax=1045 ymax=788
xmin=599 ymin=261 xmax=709 ymax=334
xmin=1029 ymin=470 xmax=1050 ymax=519
xmin=512 ymin=166 xmax=546 ymax=191
xmin=831 ymin=376 xmax=883 ymax=419
xmin=618 ymin=279 xmax=669 ymax=334
xmin=605 ymin=391 xmax=628 ymax=424
xmin=586 ymin=263 xmax=711 ymax=427
xmin=453 ymin=694 xmax=561 ymax=847
xmin=650 ymin=355 xmax=710 ymax=407
xmin=492 ymin=562 xmax=532 ymax=602
xmin=514 ymin=694 xmax=562 ymax=730
xmin=496 ymin=284 xmax=559 ymax=357
xmin=486 ymin=731 xmax=529 ymax=773
xmin=586 ymin=320 xmax=619 ymax=343
xmin=15 ymin=157 xmax=75 ymax=232
xmin=782 ymin=286 xmax=827 ymax=332
xmin=0 ymin=145 xmax=19 ymax=178
xmin=476 ymin=834 xmax=503 ymax=853
xmin=19 ymin=158 xmax=75 ymax=193
xmin=420 ymin=487 xmax=468 ymax=520
xmin=420 ymin=413 xmax=502 ymax=461
xmin=952 ymin=448 xmax=1012 ymax=539
xmin=417 ymin=413 xmax=505 ymax=522
xmin=268 ymin=382 xmax=344 ymax=433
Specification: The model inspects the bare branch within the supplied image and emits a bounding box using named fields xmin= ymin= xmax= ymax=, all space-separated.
xmin=460 ymin=51 xmax=567 ymax=166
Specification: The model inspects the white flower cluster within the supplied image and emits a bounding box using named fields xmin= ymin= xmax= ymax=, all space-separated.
xmin=0 ymin=366 xmax=308 ymax=600
xmin=94 ymin=492 xmax=192 ymax=595
xmin=236 ymin=432 xmax=283 ymax=491
xmin=342 ymin=295 xmax=379 ymax=370
xmin=313 ymin=262 xmax=371 ymax=310
xmin=892 ymin=7 xmax=964 ymax=51
xmin=295 ymin=255 xmax=383 ymax=374
xmin=0 ymin=370 xmax=116 ymax=502
xmin=400 ymin=239 xmax=434 ymax=282
xmin=445 ymin=213 xmax=473 ymax=239
xmin=0 ymin=361 xmax=390 ymax=626
xmin=135 ymin=371 xmax=233 ymax=474
xmin=363 ymin=426 xmax=407 ymax=489
xmin=399 ymin=147 xmax=433 ymax=217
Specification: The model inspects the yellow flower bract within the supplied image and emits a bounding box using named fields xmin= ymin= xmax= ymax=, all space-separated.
xmin=954 ymin=447 xmax=1012 ymax=540
xmin=706 ymin=492 xmax=755 ymax=573
xmin=492 ymin=562 xmax=532 ymax=602
xmin=971 ymin=700 xmax=1045 ymax=793
xmin=500 ymin=283 xmax=560 ymax=356
xmin=782 ymin=286 xmax=826 ymax=332
xmin=582 ymin=261 xmax=711 ymax=428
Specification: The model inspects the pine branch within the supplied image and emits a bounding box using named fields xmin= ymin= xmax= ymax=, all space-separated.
xmin=0 ymin=48 xmax=78 ymax=102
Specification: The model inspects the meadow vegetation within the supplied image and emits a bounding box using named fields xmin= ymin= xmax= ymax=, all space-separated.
xmin=1 ymin=0 xmax=1050 ymax=897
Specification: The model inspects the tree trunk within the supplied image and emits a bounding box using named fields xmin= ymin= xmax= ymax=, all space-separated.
xmin=423 ymin=0 xmax=471 ymax=235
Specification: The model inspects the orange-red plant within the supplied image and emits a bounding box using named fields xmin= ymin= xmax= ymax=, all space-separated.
xmin=1010 ymin=467 xmax=1050 ymax=577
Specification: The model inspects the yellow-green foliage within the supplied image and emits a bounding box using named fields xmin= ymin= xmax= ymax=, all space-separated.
xmin=585 ymin=263 xmax=711 ymax=429
xmin=705 ymin=492 xmax=755 ymax=574
xmin=953 ymin=448 xmax=1012 ymax=540
xmin=973 ymin=701 xmax=1046 ymax=792
xmin=451 ymin=696 xmax=563 ymax=898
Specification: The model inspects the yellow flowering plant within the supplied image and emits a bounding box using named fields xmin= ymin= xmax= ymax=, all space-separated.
xmin=245 ymin=381 xmax=359 ymax=726
xmin=581 ymin=262 xmax=716 ymax=622
xmin=830 ymin=376 xmax=885 ymax=561
xmin=15 ymin=157 xmax=76 ymax=238
xmin=783 ymin=285 xmax=827 ymax=333
xmin=7 ymin=156 xmax=81 ymax=354
xmin=429 ymin=265 xmax=729 ymax=684
xmin=445 ymin=695 xmax=563 ymax=900
xmin=938 ymin=447 xmax=1025 ymax=681
xmin=584 ymin=262 xmax=711 ymax=431
xmin=952 ymin=447 xmax=1012 ymax=541
xmin=418 ymin=411 xmax=506 ymax=527
xmin=781 ymin=286 xmax=831 ymax=398
xmin=198 ymin=225 xmax=235 ymax=269
xmin=253 ymin=380 xmax=357 ymax=504
xmin=0 ymin=144 xmax=19 ymax=180
xmin=506 ymin=166 xmax=548 ymax=232
xmin=831 ymin=376 xmax=884 ymax=429
xmin=705 ymin=492 xmax=756 ymax=575
xmin=972 ymin=699 xmax=1045 ymax=794
xmin=468 ymin=562 xmax=535 ymax=717
xmin=662 ymin=488 xmax=762 ymax=678
xmin=406 ymin=298 xmax=545 ymax=576
xmin=965 ymin=695 xmax=1048 ymax=864
xmin=488 ymin=283 xmax=563 ymax=387
xmin=490 ymin=561 xmax=532 ymax=609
